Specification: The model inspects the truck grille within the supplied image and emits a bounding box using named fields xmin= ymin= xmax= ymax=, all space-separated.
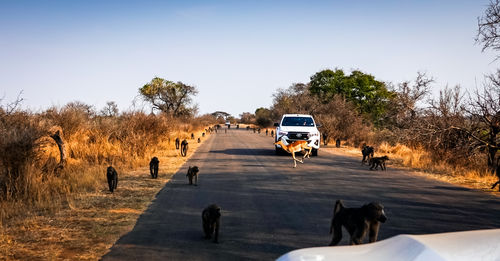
xmin=287 ymin=132 xmax=309 ymax=140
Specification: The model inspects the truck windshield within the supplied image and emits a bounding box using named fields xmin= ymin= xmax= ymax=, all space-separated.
xmin=281 ymin=117 xmax=315 ymax=126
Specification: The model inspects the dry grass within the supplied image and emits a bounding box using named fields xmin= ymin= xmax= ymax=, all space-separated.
xmin=0 ymin=129 xmax=209 ymax=260
xmin=324 ymin=143 xmax=498 ymax=193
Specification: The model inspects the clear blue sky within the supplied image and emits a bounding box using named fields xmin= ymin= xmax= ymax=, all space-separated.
xmin=0 ymin=0 xmax=497 ymax=117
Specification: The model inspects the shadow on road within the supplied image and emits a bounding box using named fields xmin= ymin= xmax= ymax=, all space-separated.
xmin=209 ymin=148 xmax=275 ymax=156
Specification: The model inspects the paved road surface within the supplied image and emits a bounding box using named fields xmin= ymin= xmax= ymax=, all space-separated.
xmin=102 ymin=128 xmax=500 ymax=260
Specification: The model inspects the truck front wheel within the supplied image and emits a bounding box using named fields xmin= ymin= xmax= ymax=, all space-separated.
xmin=311 ymin=148 xmax=318 ymax=157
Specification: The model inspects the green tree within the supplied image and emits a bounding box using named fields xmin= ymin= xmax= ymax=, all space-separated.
xmin=139 ymin=77 xmax=198 ymax=117
xmin=255 ymin=107 xmax=273 ymax=128
xmin=309 ymin=69 xmax=393 ymax=124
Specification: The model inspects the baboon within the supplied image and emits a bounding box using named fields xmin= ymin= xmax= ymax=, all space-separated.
xmin=197 ymin=137 xmax=201 ymax=143
xmin=202 ymin=204 xmax=221 ymax=243
xmin=253 ymin=128 xmax=256 ymax=133
xmin=191 ymin=133 xmax=195 ymax=139
xmin=335 ymin=138 xmax=341 ymax=148
xmin=329 ymin=200 xmax=387 ymax=246
xmin=491 ymin=158 xmax=500 ymax=191
xmin=271 ymin=130 xmax=274 ymax=138
xmin=361 ymin=144 xmax=375 ymax=165
xmin=257 ymin=128 xmax=261 ymax=134
xmin=149 ymin=157 xmax=159 ymax=179
xmin=266 ymin=129 xmax=269 ymax=136
xmin=246 ymin=126 xmax=250 ymax=130
xmin=202 ymin=132 xmax=205 ymax=137
xmin=186 ymin=165 xmax=199 ymax=185
xmin=369 ymin=156 xmax=389 ymax=170
xmin=181 ymin=139 xmax=189 ymax=157
xmin=106 ymin=166 xmax=118 ymax=193
xmin=175 ymin=137 xmax=180 ymax=150
xmin=236 ymin=124 xmax=239 ymax=129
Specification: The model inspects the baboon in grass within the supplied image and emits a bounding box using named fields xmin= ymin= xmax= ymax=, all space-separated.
xmin=191 ymin=133 xmax=195 ymax=139
xmin=202 ymin=204 xmax=221 ymax=243
xmin=175 ymin=138 xmax=180 ymax=150
xmin=149 ymin=157 xmax=159 ymax=179
xmin=106 ymin=166 xmax=118 ymax=193
xmin=186 ymin=165 xmax=199 ymax=185
xmin=329 ymin=200 xmax=387 ymax=246
xmin=361 ymin=144 xmax=374 ymax=165
xmin=369 ymin=156 xmax=389 ymax=170
xmin=181 ymin=139 xmax=188 ymax=157
xmin=491 ymin=158 xmax=500 ymax=191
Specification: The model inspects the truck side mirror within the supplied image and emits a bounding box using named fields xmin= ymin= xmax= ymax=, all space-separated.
xmin=316 ymin=123 xmax=322 ymax=127
xmin=273 ymin=122 xmax=279 ymax=127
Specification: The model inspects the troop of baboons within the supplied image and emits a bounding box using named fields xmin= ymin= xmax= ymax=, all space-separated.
xmin=329 ymin=200 xmax=387 ymax=246
xmin=106 ymin=166 xmax=118 ymax=193
xmin=361 ymin=144 xmax=389 ymax=171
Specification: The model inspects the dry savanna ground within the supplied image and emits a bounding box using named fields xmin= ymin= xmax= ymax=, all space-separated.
xmin=323 ymin=143 xmax=499 ymax=193
xmin=0 ymin=129 xmax=208 ymax=260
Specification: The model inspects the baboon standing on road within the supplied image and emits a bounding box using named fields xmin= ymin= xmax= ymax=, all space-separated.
xmin=149 ymin=157 xmax=159 ymax=179
xmin=361 ymin=144 xmax=374 ymax=165
xmin=202 ymin=204 xmax=221 ymax=243
xmin=329 ymin=200 xmax=387 ymax=246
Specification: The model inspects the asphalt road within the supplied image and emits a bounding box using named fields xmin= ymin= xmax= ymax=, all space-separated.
xmin=102 ymin=128 xmax=500 ymax=260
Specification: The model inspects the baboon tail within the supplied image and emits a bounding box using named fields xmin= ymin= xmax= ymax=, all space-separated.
xmin=334 ymin=200 xmax=344 ymax=215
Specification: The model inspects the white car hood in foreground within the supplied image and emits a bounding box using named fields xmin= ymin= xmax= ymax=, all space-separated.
xmin=276 ymin=229 xmax=500 ymax=261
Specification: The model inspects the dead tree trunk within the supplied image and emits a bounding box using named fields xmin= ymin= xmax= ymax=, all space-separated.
xmin=50 ymin=129 xmax=66 ymax=172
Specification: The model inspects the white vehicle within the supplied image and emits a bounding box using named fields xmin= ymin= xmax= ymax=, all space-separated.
xmin=276 ymin=229 xmax=500 ymax=261
xmin=274 ymin=114 xmax=321 ymax=156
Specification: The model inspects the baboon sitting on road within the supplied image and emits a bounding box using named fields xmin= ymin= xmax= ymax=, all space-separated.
xmin=361 ymin=144 xmax=374 ymax=165
xmin=187 ymin=166 xmax=199 ymax=185
xmin=369 ymin=156 xmax=389 ymax=170
xmin=106 ymin=166 xmax=118 ymax=193
xmin=181 ymin=139 xmax=188 ymax=157
xmin=149 ymin=157 xmax=159 ymax=179
xmin=202 ymin=204 xmax=221 ymax=243
xmin=329 ymin=200 xmax=387 ymax=246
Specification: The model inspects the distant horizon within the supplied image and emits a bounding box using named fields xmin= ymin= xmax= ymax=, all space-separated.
xmin=1 ymin=0 xmax=498 ymax=117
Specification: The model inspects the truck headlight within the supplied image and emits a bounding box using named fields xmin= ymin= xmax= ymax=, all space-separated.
xmin=278 ymin=131 xmax=288 ymax=136
xmin=309 ymin=132 xmax=319 ymax=137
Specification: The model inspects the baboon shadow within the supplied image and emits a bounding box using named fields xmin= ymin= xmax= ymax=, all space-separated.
xmin=433 ymin=186 xmax=471 ymax=192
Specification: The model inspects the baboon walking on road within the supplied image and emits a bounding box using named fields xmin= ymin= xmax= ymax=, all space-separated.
xmin=149 ymin=157 xmax=159 ymax=179
xmin=180 ymin=139 xmax=188 ymax=157
xmin=369 ymin=156 xmax=389 ymax=170
xmin=202 ymin=204 xmax=221 ymax=243
xmin=329 ymin=200 xmax=387 ymax=246
xmin=106 ymin=166 xmax=118 ymax=193
xmin=191 ymin=133 xmax=195 ymax=139
xmin=186 ymin=166 xmax=199 ymax=185
xmin=197 ymin=137 xmax=201 ymax=143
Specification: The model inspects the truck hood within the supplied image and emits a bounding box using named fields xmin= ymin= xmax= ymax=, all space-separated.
xmin=278 ymin=126 xmax=318 ymax=133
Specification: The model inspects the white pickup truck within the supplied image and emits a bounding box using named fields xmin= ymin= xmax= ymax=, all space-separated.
xmin=274 ymin=114 xmax=321 ymax=156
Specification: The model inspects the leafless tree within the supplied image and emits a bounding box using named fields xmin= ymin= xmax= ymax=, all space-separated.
xmin=476 ymin=0 xmax=500 ymax=59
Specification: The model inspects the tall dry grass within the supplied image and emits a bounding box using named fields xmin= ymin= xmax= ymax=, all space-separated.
xmin=0 ymin=103 xmax=216 ymax=225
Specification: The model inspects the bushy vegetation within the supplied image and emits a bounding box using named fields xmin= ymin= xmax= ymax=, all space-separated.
xmin=0 ymin=98 xmax=215 ymax=223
